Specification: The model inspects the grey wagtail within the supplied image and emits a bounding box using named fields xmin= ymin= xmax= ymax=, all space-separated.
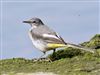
xmin=23 ymin=17 xmax=95 ymax=57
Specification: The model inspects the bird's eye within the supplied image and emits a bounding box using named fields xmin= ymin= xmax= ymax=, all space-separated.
xmin=33 ymin=21 xmax=36 ymax=23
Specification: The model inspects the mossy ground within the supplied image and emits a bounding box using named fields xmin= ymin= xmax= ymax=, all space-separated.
xmin=0 ymin=49 xmax=100 ymax=75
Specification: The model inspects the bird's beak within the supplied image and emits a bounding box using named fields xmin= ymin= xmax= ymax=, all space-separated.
xmin=23 ymin=21 xmax=31 ymax=23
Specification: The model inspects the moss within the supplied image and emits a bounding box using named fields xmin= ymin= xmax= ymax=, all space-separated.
xmin=48 ymin=47 xmax=82 ymax=61
xmin=80 ymin=34 xmax=100 ymax=49
xmin=0 ymin=54 xmax=100 ymax=75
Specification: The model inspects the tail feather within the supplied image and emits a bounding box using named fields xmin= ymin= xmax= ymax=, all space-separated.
xmin=47 ymin=43 xmax=95 ymax=53
xmin=67 ymin=43 xmax=95 ymax=53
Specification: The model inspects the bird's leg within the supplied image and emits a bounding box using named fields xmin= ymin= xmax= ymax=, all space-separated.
xmin=38 ymin=52 xmax=52 ymax=62
xmin=38 ymin=52 xmax=46 ymax=61
xmin=49 ymin=49 xmax=56 ymax=61
xmin=47 ymin=49 xmax=57 ymax=62
xmin=40 ymin=51 xmax=46 ymax=58
xmin=53 ymin=49 xmax=56 ymax=54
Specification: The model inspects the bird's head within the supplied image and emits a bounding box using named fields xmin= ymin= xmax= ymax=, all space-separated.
xmin=23 ymin=17 xmax=44 ymax=28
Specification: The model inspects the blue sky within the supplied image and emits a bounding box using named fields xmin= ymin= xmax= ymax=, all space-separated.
xmin=1 ymin=1 xmax=99 ymax=59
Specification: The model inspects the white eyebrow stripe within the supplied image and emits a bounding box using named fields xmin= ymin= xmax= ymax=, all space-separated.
xmin=43 ymin=34 xmax=59 ymax=39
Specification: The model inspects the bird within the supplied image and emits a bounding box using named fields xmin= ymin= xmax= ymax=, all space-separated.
xmin=23 ymin=17 xmax=95 ymax=58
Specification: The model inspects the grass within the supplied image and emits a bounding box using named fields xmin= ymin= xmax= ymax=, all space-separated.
xmin=0 ymin=49 xmax=100 ymax=75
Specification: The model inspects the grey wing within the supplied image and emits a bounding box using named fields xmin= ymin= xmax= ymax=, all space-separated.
xmin=43 ymin=33 xmax=66 ymax=44
xmin=31 ymin=25 xmax=67 ymax=44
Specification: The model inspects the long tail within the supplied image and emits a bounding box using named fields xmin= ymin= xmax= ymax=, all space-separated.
xmin=47 ymin=43 xmax=95 ymax=53
xmin=67 ymin=43 xmax=95 ymax=53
